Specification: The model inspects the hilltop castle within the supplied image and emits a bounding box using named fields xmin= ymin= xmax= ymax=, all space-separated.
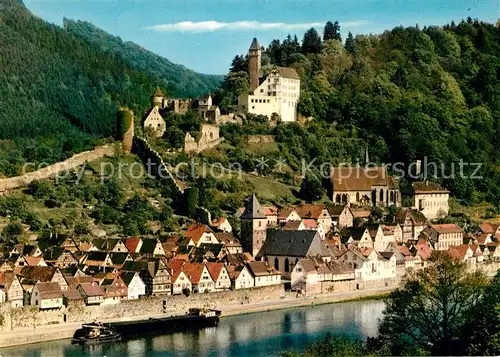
xmin=238 ymin=38 xmax=301 ymax=122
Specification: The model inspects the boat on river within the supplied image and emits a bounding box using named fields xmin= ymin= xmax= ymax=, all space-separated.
xmin=103 ymin=308 xmax=221 ymax=337
xmin=71 ymin=323 xmax=121 ymax=345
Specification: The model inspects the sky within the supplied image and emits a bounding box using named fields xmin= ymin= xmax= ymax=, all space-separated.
xmin=24 ymin=0 xmax=500 ymax=75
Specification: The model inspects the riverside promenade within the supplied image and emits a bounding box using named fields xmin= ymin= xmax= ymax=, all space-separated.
xmin=0 ymin=286 xmax=392 ymax=348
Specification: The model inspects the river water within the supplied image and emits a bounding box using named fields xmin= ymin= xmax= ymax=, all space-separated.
xmin=0 ymin=300 xmax=385 ymax=357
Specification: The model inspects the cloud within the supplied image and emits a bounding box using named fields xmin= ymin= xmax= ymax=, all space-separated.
xmin=145 ymin=20 xmax=369 ymax=33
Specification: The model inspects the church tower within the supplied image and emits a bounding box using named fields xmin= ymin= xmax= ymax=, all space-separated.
xmin=152 ymin=87 xmax=166 ymax=109
xmin=240 ymin=194 xmax=267 ymax=257
xmin=248 ymin=38 xmax=261 ymax=92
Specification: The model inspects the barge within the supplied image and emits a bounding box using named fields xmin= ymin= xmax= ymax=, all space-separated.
xmin=71 ymin=323 xmax=121 ymax=345
xmin=102 ymin=308 xmax=221 ymax=337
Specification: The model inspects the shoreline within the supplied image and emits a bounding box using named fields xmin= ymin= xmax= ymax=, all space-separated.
xmin=0 ymin=286 xmax=393 ymax=349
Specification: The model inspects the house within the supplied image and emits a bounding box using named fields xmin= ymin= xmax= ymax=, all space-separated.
xmin=340 ymin=227 xmax=373 ymax=249
xmin=23 ymin=256 xmax=48 ymax=267
xmin=448 ymin=245 xmax=475 ymax=265
xmin=143 ymin=93 xmax=166 ymax=138
xmin=476 ymin=234 xmax=493 ymax=246
xmin=295 ymin=204 xmax=332 ymax=235
xmin=327 ymin=204 xmax=354 ymax=230
xmin=330 ymin=166 xmax=401 ymax=207
xmin=109 ymin=252 xmax=133 ymax=268
xmin=395 ymin=208 xmax=428 ymax=241
xmin=256 ymin=230 xmax=332 ymax=278
xmin=291 ymin=257 xmax=354 ymax=294
xmin=339 ymin=248 xmax=397 ymax=281
xmin=277 ymin=207 xmax=301 ymax=225
xmin=412 ymin=181 xmax=450 ymax=219
xmin=62 ymin=288 xmax=84 ymax=308
xmin=421 ymin=224 xmax=463 ymax=251
xmin=124 ymin=237 xmax=143 ymax=254
xmin=0 ymin=272 xmax=24 ymax=307
xmin=18 ymin=266 xmax=68 ymax=292
xmin=121 ymin=272 xmax=146 ymax=300
xmin=77 ymin=282 xmax=105 ymax=305
xmin=30 ymin=282 xmax=63 ymax=309
xmin=60 ymin=237 xmax=79 ymax=253
xmin=211 ymin=218 xmax=232 ymax=233
xmin=246 ymin=261 xmax=281 ymax=287
xmin=139 ymin=238 xmax=165 ymax=257
xmin=381 ymin=224 xmax=403 ymax=244
xmin=83 ymin=251 xmax=113 ymax=267
xmin=10 ymin=244 xmax=42 ymax=258
xmin=228 ymin=265 xmax=254 ymax=290
xmin=192 ymin=243 xmax=225 ymax=262
xmin=206 ymin=262 xmax=231 ymax=291
xmin=122 ymin=258 xmax=172 ymax=296
xmin=262 ymin=206 xmax=279 ymax=227
xmin=479 ymin=223 xmax=500 ymax=239
xmin=181 ymin=263 xmax=215 ymax=293
xmin=185 ymin=224 xmax=219 ymax=247
xmin=350 ymin=207 xmax=371 ymax=224
xmin=215 ymin=232 xmax=243 ymax=255
xmin=54 ymin=250 xmax=79 ymax=268
xmin=99 ymin=273 xmax=128 ymax=304
xmin=78 ymin=242 xmax=98 ymax=252
xmin=168 ymin=260 xmax=192 ymax=295
xmin=487 ymin=243 xmax=500 ymax=261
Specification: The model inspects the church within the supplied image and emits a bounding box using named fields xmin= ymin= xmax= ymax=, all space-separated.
xmin=237 ymin=38 xmax=301 ymax=122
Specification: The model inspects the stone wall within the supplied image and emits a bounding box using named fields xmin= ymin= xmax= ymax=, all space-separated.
xmin=132 ymin=136 xmax=184 ymax=194
xmin=0 ymin=145 xmax=116 ymax=194
xmin=0 ymin=285 xmax=284 ymax=331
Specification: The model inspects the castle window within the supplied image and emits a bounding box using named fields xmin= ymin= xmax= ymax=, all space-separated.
xmin=284 ymin=258 xmax=290 ymax=272
xmin=274 ymin=257 xmax=279 ymax=271
xmin=252 ymin=106 xmax=255 ymax=109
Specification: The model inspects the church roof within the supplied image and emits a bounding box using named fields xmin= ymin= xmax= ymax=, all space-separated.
xmin=241 ymin=194 xmax=266 ymax=219
xmin=249 ymin=37 xmax=260 ymax=50
xmin=256 ymin=230 xmax=331 ymax=258
xmin=330 ymin=166 xmax=397 ymax=192
xmin=153 ymin=87 xmax=165 ymax=97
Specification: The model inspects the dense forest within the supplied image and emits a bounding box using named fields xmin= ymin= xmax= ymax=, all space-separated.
xmin=216 ymin=20 xmax=500 ymax=207
xmin=0 ymin=0 xmax=220 ymax=176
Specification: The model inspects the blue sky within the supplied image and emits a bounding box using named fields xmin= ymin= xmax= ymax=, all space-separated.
xmin=24 ymin=0 xmax=499 ymax=74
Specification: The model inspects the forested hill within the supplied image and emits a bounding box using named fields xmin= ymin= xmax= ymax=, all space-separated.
xmin=0 ymin=0 xmax=220 ymax=141
xmin=63 ymin=19 xmax=223 ymax=99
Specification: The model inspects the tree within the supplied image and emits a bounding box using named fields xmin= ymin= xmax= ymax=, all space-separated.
xmin=299 ymin=174 xmax=323 ymax=202
xmin=323 ymin=21 xmax=341 ymax=42
xmin=377 ymin=252 xmax=489 ymax=355
xmin=345 ymin=31 xmax=355 ymax=54
xmin=302 ymin=28 xmax=322 ymax=54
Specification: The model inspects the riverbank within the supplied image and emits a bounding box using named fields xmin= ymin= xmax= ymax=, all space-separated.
xmin=0 ymin=286 xmax=393 ymax=348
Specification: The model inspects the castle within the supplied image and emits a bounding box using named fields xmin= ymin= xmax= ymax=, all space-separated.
xmin=238 ymin=38 xmax=301 ymax=122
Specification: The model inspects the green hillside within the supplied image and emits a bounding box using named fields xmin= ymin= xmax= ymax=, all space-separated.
xmin=0 ymin=0 xmax=220 ymax=177
xmin=63 ymin=19 xmax=223 ymax=99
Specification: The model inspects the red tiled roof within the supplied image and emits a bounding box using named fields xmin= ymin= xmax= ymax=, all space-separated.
xmin=185 ymin=224 xmax=213 ymax=244
xmin=79 ymin=282 xmax=104 ymax=297
xmin=296 ymin=204 xmax=326 ymax=220
xmin=302 ymin=219 xmax=318 ymax=229
xmin=262 ymin=206 xmax=278 ymax=216
xmin=206 ymin=262 xmax=224 ymax=280
xmin=181 ymin=263 xmax=207 ymax=284
xmin=430 ymin=224 xmax=463 ymax=234
xmin=448 ymin=245 xmax=471 ymax=260
xmin=124 ymin=238 xmax=142 ymax=253
xmin=283 ymin=220 xmax=302 ymax=230
xmin=24 ymin=256 xmax=43 ymax=266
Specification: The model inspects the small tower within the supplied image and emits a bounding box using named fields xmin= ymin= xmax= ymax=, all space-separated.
xmin=116 ymin=107 xmax=134 ymax=154
xmin=152 ymin=87 xmax=165 ymax=109
xmin=248 ymin=38 xmax=261 ymax=92
xmin=240 ymin=194 xmax=267 ymax=257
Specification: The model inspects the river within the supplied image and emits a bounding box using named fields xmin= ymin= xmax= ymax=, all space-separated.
xmin=0 ymin=300 xmax=385 ymax=357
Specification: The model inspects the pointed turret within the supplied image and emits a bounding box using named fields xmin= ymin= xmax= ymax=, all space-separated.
xmin=152 ymin=87 xmax=166 ymax=109
xmin=249 ymin=37 xmax=260 ymax=51
xmin=248 ymin=38 xmax=262 ymax=92
xmin=241 ymin=194 xmax=266 ymax=219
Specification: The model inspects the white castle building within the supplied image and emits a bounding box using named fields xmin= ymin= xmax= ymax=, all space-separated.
xmin=237 ymin=38 xmax=301 ymax=122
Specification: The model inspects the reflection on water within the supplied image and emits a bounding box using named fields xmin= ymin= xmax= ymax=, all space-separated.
xmin=1 ymin=300 xmax=385 ymax=357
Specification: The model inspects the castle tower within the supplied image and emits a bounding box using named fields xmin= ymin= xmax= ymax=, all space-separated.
xmin=248 ymin=38 xmax=261 ymax=92
xmin=116 ymin=107 xmax=134 ymax=153
xmin=152 ymin=87 xmax=165 ymax=109
xmin=240 ymin=194 xmax=267 ymax=257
